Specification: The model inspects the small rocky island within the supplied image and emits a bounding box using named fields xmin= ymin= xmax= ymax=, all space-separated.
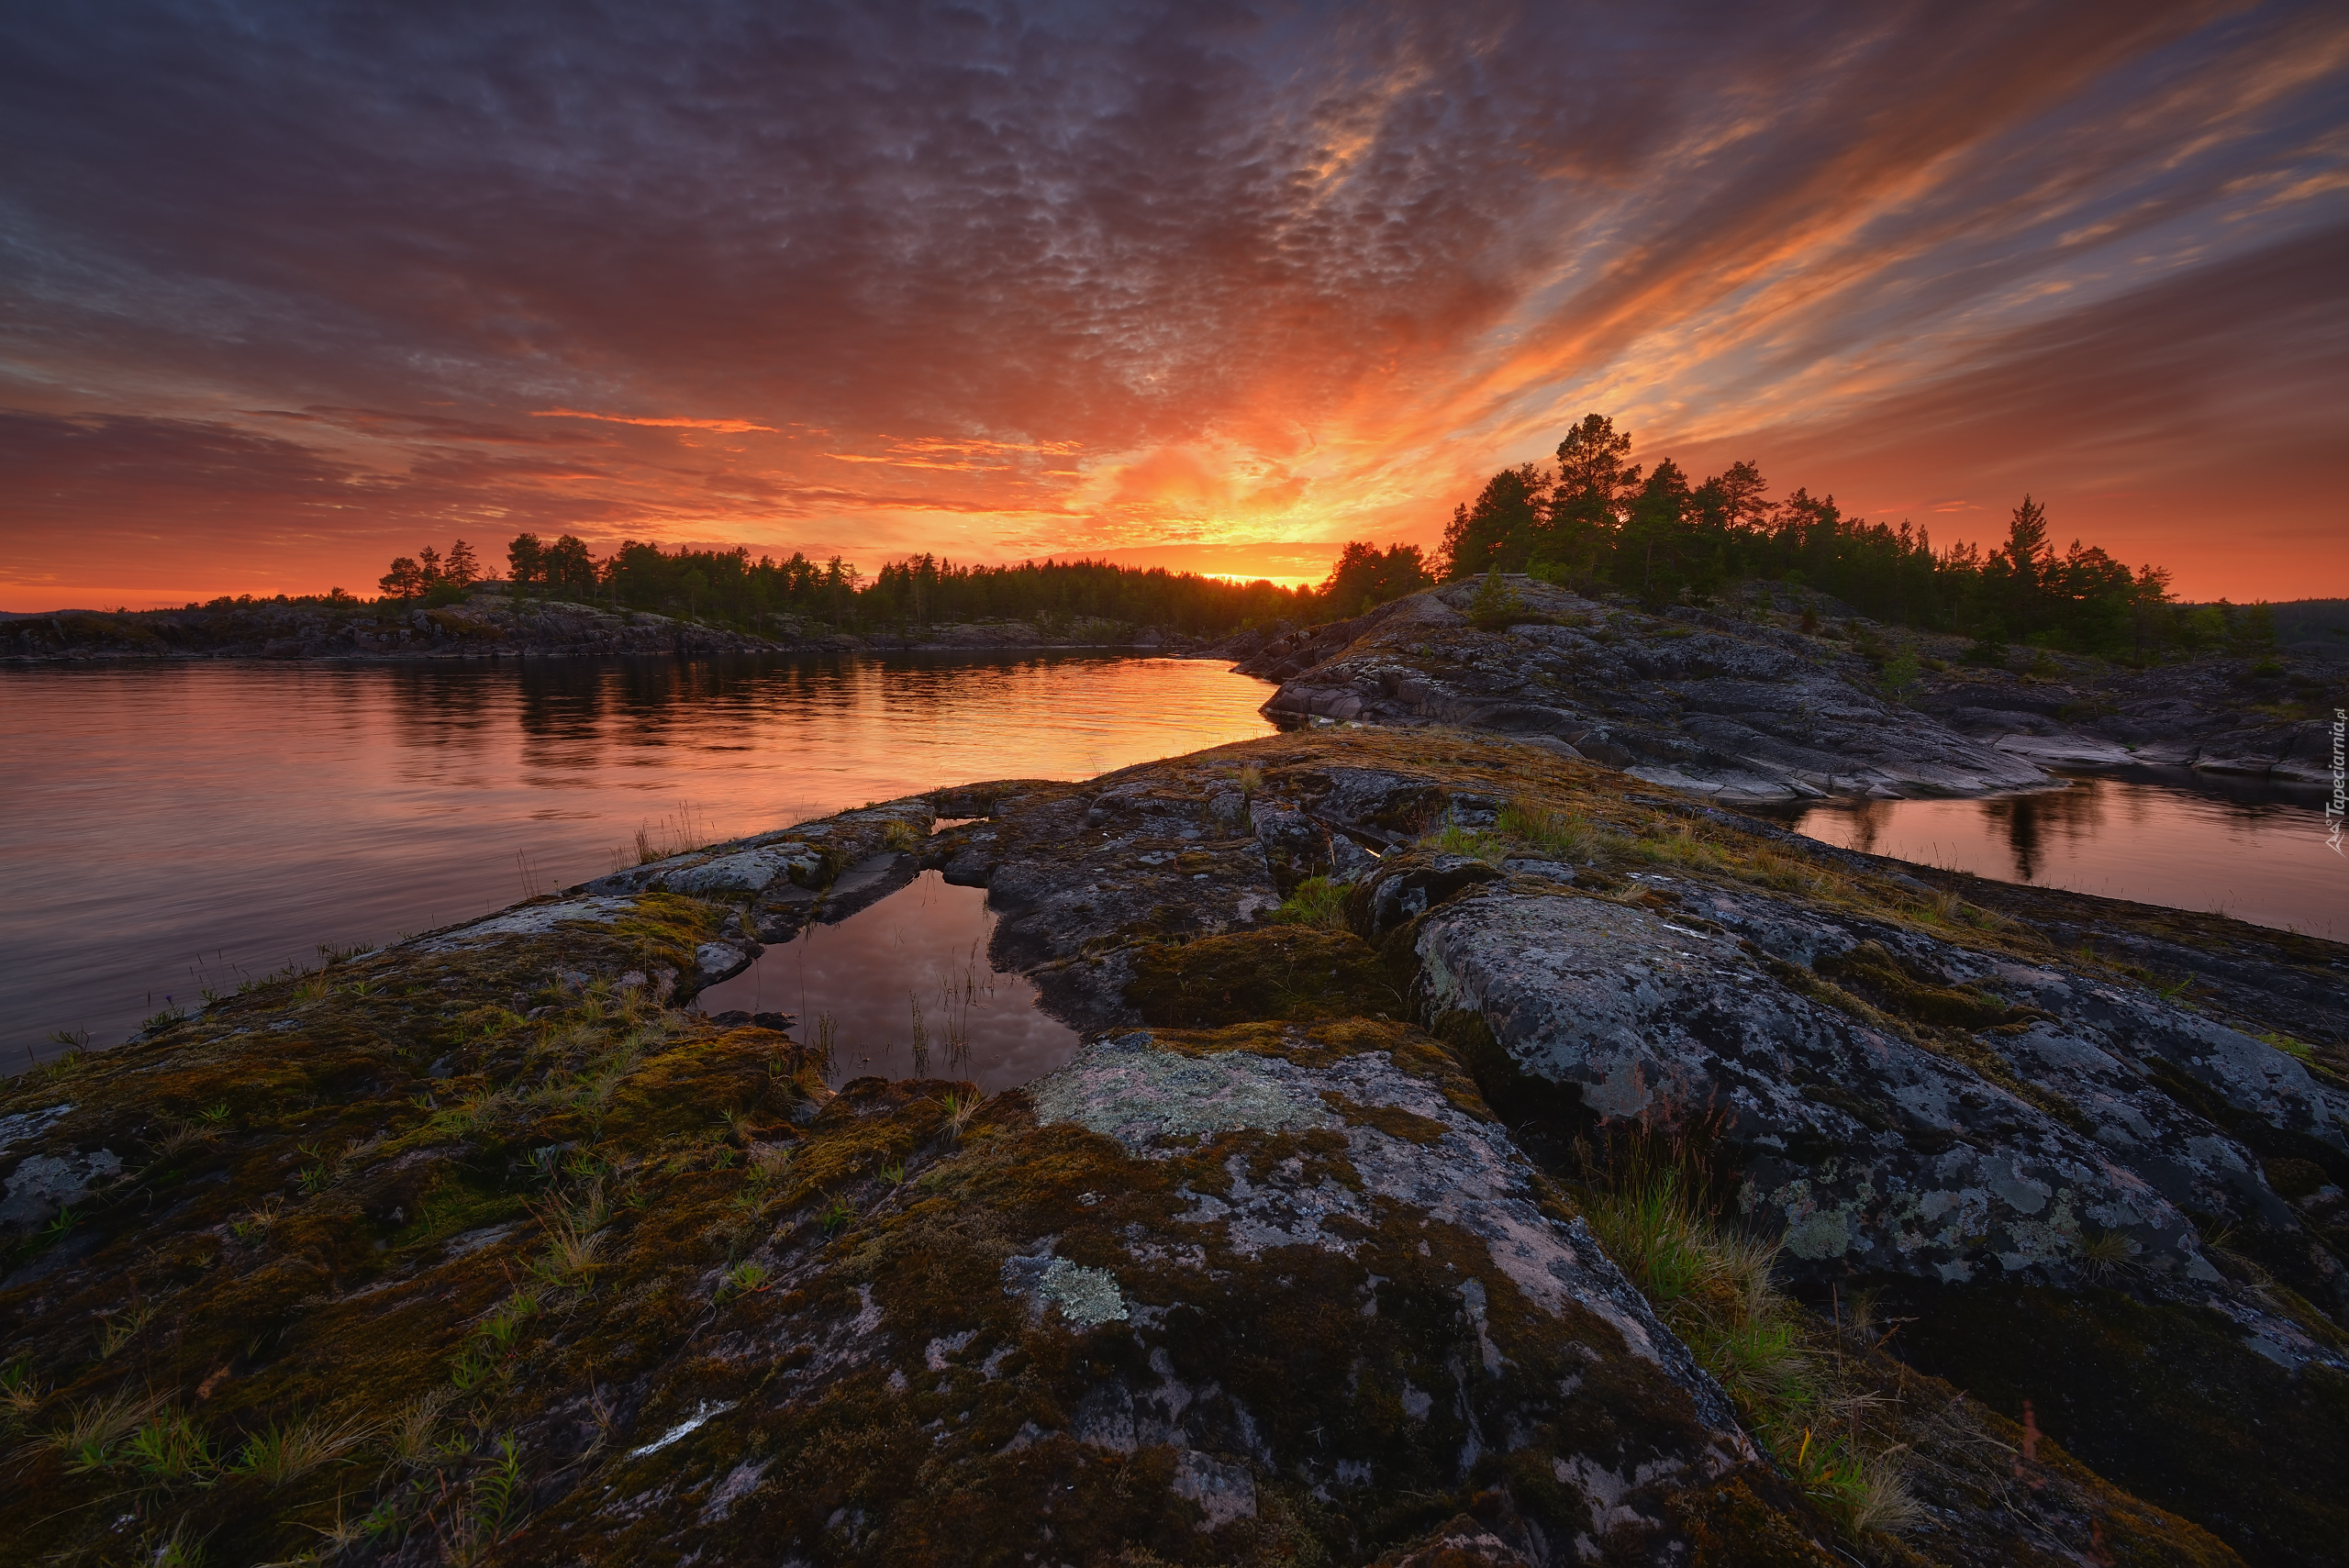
xmin=4 ymin=588 xmax=2343 ymax=1564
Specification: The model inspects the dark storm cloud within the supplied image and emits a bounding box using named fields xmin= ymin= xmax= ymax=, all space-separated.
xmin=1 ymin=0 xmax=2343 ymax=600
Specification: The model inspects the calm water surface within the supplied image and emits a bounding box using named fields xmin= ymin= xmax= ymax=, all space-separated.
xmin=695 ymin=870 xmax=1080 ymax=1095
xmin=7 ymin=661 xmax=2340 ymax=1074
xmin=2 ymin=654 xmax=1275 ymax=1068
xmin=1776 ymin=769 xmax=2343 ymax=940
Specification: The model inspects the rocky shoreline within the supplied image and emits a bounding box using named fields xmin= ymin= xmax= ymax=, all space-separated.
xmin=0 ymin=594 xmax=1217 ymax=664
xmin=1236 ymin=578 xmax=2340 ymax=801
xmin=5 ymin=727 xmax=2343 ymax=1565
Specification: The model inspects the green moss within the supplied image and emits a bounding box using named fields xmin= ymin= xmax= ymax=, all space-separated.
xmin=1815 ymin=940 xmax=2017 ymax=1031
xmin=1126 ymin=927 xmax=1402 ymax=1028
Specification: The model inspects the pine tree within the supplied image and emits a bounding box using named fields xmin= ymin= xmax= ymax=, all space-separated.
xmin=507 ymin=534 xmax=545 ymax=591
xmin=378 ymin=557 xmax=425 ymax=598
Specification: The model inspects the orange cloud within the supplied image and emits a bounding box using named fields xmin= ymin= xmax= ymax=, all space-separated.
xmin=3 ymin=3 xmax=2344 ymax=606
xmin=532 ymin=409 xmax=777 ymax=434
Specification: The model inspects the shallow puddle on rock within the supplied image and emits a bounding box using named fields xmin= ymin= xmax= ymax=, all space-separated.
xmin=692 ymin=869 xmax=1080 ymax=1092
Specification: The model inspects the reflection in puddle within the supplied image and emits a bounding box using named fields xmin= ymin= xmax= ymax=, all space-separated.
xmin=693 ymin=870 xmax=1079 ymax=1092
xmin=1778 ymin=770 xmax=2341 ymax=940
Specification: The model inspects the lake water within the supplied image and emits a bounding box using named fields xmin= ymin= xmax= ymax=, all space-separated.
xmin=1776 ymin=768 xmax=2343 ymax=940
xmin=6 ymin=661 xmax=2340 ymax=1077
xmin=0 ymin=654 xmax=1275 ymax=1070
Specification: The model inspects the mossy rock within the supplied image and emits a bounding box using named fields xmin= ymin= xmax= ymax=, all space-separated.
xmin=0 ymin=995 xmax=1839 ymax=1562
xmin=1125 ymin=926 xmax=1402 ymax=1027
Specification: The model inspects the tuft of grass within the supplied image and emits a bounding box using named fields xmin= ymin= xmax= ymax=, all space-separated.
xmin=1914 ymin=888 xmax=1965 ymax=925
xmin=531 ymin=1188 xmax=608 ymax=1291
xmin=718 ymin=1260 xmax=773 ymax=1299
xmin=1418 ymin=816 xmax=1506 ymax=864
xmin=96 ymin=1302 xmax=155 ymax=1358
xmin=477 ymin=1294 xmax=540 ymax=1357
xmin=0 ymin=1362 xmax=44 ymax=1427
xmin=883 ymin=819 xmax=923 ymax=854
xmin=1742 ymin=844 xmax=1843 ymax=898
xmin=941 ymin=1088 xmax=987 ymax=1141
xmin=1575 ymin=1127 xmax=1920 ymax=1543
xmin=47 ymin=1386 xmax=165 ymax=1471
xmin=122 ymin=1407 xmax=219 ymax=1484
xmin=1632 ymin=820 xmax=1726 ymax=873
xmin=228 ymin=1195 xmax=285 ymax=1242
xmin=1235 ymin=763 xmax=1264 ymax=803
xmin=149 ymin=1118 xmax=218 ymax=1163
xmin=2077 ymin=1227 xmax=2140 ymax=1282
xmin=1271 ymin=875 xmax=1350 ymax=931
xmin=1497 ymin=796 xmax=1600 ymax=862
xmin=232 ymin=1411 xmax=377 ymax=1486
xmin=385 ymin=1388 xmax=457 ymax=1467
xmin=628 ymin=803 xmax=710 ymax=866
xmin=148 ymin=1518 xmax=209 ymax=1568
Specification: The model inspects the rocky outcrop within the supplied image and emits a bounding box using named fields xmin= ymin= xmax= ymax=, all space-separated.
xmin=1906 ymin=649 xmax=2340 ymax=785
xmin=0 ymin=803 xmax=1834 ymax=1565
xmin=6 ymin=727 xmax=2339 ymax=1564
xmin=1236 ymin=580 xmax=2056 ymax=804
xmin=582 ymin=795 xmax=934 ymax=945
xmin=1235 ymin=578 xmax=2342 ymax=795
xmin=919 ymin=728 xmax=2347 ymax=1562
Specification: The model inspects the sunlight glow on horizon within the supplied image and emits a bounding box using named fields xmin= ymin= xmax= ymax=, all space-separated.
xmin=3 ymin=3 xmax=2343 ymax=608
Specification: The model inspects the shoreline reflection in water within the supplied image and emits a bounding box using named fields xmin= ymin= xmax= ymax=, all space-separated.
xmin=1 ymin=653 xmax=1273 ymax=1069
xmin=1777 ymin=768 xmax=2340 ymax=940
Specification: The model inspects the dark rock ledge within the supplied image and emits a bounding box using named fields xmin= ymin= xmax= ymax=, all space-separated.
xmin=5 ymin=728 xmax=2340 ymax=1564
xmin=1236 ymin=579 xmax=2341 ymax=798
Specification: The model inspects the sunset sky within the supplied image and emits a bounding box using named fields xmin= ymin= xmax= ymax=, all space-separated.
xmin=4 ymin=1 xmax=2344 ymax=608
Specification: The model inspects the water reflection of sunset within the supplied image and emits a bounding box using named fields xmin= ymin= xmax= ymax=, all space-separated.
xmin=1788 ymin=773 xmax=2340 ymax=939
xmin=3 ymin=6 xmax=2343 ymax=607
xmin=0 ymin=655 xmax=1277 ymax=1067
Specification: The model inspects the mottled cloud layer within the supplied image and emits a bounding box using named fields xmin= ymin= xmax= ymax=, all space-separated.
xmin=3 ymin=0 xmax=2343 ymax=604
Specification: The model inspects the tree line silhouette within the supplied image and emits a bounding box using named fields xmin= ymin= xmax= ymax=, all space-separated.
xmin=368 ymin=532 xmax=1319 ymax=635
xmin=346 ymin=411 xmax=2268 ymax=662
xmin=1336 ymin=412 xmax=2257 ymax=660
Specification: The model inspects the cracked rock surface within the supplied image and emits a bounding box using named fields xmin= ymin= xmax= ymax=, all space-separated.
xmin=4 ymin=727 xmax=2338 ymax=1565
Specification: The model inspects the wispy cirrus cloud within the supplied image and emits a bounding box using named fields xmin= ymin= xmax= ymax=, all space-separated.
xmin=0 ymin=0 xmax=2343 ymax=605
xmin=532 ymin=409 xmax=778 ymax=433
